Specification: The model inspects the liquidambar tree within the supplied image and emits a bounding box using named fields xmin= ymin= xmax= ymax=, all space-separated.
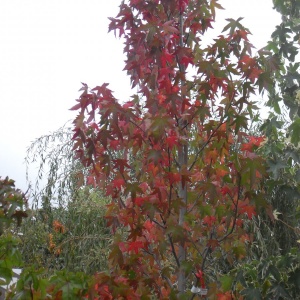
xmin=72 ymin=0 xmax=273 ymax=298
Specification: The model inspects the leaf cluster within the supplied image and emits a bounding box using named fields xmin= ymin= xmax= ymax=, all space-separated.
xmin=222 ymin=249 xmax=300 ymax=299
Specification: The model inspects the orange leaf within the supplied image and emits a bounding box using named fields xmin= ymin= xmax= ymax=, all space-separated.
xmin=207 ymin=239 xmax=219 ymax=250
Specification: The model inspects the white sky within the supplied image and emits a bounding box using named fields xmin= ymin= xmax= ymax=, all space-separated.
xmin=0 ymin=1 xmax=280 ymax=192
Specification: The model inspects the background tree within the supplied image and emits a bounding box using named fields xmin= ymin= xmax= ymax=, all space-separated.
xmin=0 ymin=177 xmax=27 ymax=298
xmin=25 ymin=122 xmax=80 ymax=208
xmin=261 ymin=0 xmax=300 ymax=254
xmin=19 ymin=188 xmax=111 ymax=275
xmin=225 ymin=0 xmax=300 ymax=298
xmin=21 ymin=124 xmax=111 ymax=275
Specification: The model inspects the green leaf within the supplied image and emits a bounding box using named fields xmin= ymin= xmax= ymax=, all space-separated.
xmin=215 ymin=205 xmax=226 ymax=221
xmin=267 ymin=159 xmax=287 ymax=179
xmin=241 ymin=288 xmax=262 ymax=300
xmin=296 ymin=169 xmax=300 ymax=182
xmin=289 ymin=117 xmax=300 ymax=146
xmin=267 ymin=265 xmax=281 ymax=282
xmin=272 ymin=283 xmax=292 ymax=299
xmin=257 ymin=72 xmax=274 ymax=94
xmin=0 ymin=266 xmax=13 ymax=284
xmin=271 ymin=24 xmax=292 ymax=43
xmin=222 ymin=17 xmax=245 ymax=35
xmin=233 ymin=115 xmax=248 ymax=134
xmin=285 ymin=147 xmax=300 ymax=164
xmin=273 ymin=99 xmax=281 ymax=114
xmin=288 ymin=268 xmax=300 ymax=293
xmin=127 ymin=270 xmax=136 ymax=280
xmin=165 ymin=223 xmax=185 ymax=243
xmin=181 ymin=260 xmax=193 ymax=275
xmin=220 ymin=274 xmax=233 ymax=291
xmin=147 ymin=149 xmax=163 ymax=165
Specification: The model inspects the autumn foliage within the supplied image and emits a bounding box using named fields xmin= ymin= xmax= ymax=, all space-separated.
xmin=71 ymin=0 xmax=268 ymax=298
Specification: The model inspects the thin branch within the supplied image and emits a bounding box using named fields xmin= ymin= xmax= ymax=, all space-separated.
xmin=187 ymin=192 xmax=203 ymax=213
xmin=201 ymin=229 xmax=214 ymax=271
xmin=276 ymin=218 xmax=300 ymax=235
xmin=173 ymin=154 xmax=180 ymax=168
xmin=168 ymin=234 xmax=180 ymax=268
xmin=188 ymin=120 xmax=225 ymax=171
xmin=151 ymin=217 xmax=166 ymax=229
xmin=128 ymin=119 xmax=151 ymax=146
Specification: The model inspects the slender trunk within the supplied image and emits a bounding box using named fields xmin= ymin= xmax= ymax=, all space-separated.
xmin=178 ymin=144 xmax=188 ymax=295
xmin=177 ymin=11 xmax=188 ymax=296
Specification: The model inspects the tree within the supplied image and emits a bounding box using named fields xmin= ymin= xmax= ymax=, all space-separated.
xmin=1 ymin=128 xmax=112 ymax=299
xmin=21 ymin=124 xmax=112 ymax=275
xmin=5 ymin=1 xmax=299 ymax=299
xmin=0 ymin=177 xmax=28 ymax=236
xmin=25 ymin=122 xmax=80 ymax=208
xmin=19 ymin=188 xmax=111 ymax=275
xmin=260 ymin=0 xmax=300 ymax=254
xmin=71 ymin=0 xmax=270 ymax=298
xmin=220 ymin=1 xmax=300 ymax=298
xmin=0 ymin=177 xmax=27 ymax=296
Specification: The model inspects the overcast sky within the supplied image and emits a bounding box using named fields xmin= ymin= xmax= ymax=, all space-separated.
xmin=0 ymin=1 xmax=280 ymax=192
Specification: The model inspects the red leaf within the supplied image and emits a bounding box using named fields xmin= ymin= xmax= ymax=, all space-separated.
xmin=207 ymin=239 xmax=219 ymax=250
xmin=203 ymin=216 xmax=216 ymax=227
xmin=139 ymin=182 xmax=149 ymax=193
xmin=112 ymin=178 xmax=125 ymax=189
xmin=239 ymin=55 xmax=255 ymax=67
xmin=220 ymin=186 xmax=231 ymax=196
xmin=69 ymin=102 xmax=81 ymax=111
xmin=123 ymin=101 xmax=135 ymax=109
xmin=242 ymin=206 xmax=256 ymax=219
xmin=162 ymin=20 xmax=179 ymax=34
xmin=248 ymin=67 xmax=263 ymax=83
xmin=236 ymin=29 xmax=249 ymax=41
xmin=190 ymin=22 xmax=202 ymax=34
xmin=180 ymin=56 xmax=194 ymax=68
xmin=241 ymin=135 xmax=265 ymax=151
xmin=241 ymin=142 xmax=253 ymax=152
xmin=113 ymin=159 xmax=131 ymax=174
xmin=161 ymin=50 xmax=174 ymax=67
xmin=167 ymin=172 xmax=181 ymax=185
xmin=195 ymin=270 xmax=206 ymax=288
xmin=249 ymin=135 xmax=265 ymax=147
xmin=239 ymin=204 xmax=256 ymax=219
xmin=178 ymin=0 xmax=189 ymax=13
xmin=128 ymin=240 xmax=145 ymax=254
xmin=217 ymin=292 xmax=233 ymax=300
xmin=87 ymin=176 xmax=96 ymax=187
xmin=109 ymin=140 xmax=119 ymax=150
xmin=166 ymin=135 xmax=178 ymax=149
xmin=135 ymin=197 xmax=146 ymax=206
xmin=118 ymin=242 xmax=127 ymax=252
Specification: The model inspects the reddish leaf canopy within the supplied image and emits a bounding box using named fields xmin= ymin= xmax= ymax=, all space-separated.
xmin=72 ymin=0 xmax=269 ymax=298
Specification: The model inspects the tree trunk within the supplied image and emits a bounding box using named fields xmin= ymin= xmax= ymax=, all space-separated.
xmin=177 ymin=11 xmax=188 ymax=296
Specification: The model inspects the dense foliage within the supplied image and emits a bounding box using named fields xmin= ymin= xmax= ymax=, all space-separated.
xmin=70 ymin=0 xmax=272 ymax=298
xmin=19 ymin=124 xmax=111 ymax=275
xmin=0 ymin=0 xmax=300 ymax=299
xmin=20 ymin=189 xmax=111 ymax=275
xmin=0 ymin=177 xmax=27 ymax=288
